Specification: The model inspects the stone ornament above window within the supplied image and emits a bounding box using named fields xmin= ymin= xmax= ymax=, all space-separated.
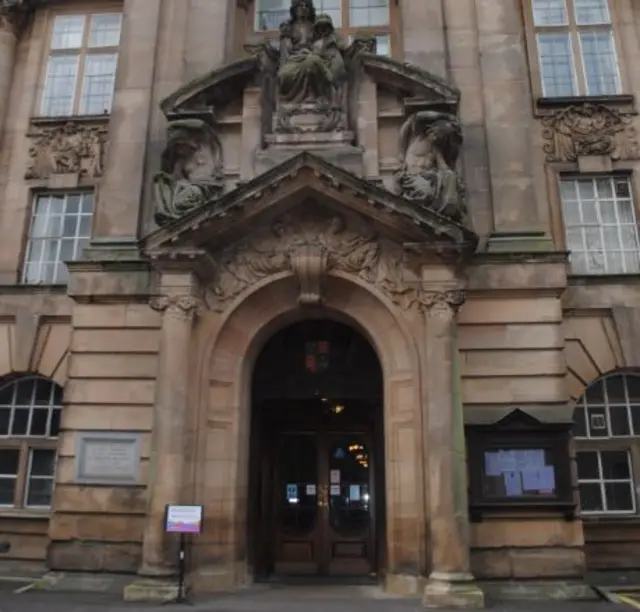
xmin=541 ymin=103 xmax=639 ymax=163
xmin=25 ymin=120 xmax=108 ymax=181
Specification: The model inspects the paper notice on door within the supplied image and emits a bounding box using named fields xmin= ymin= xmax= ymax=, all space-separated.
xmin=330 ymin=484 xmax=340 ymax=496
xmin=286 ymin=484 xmax=298 ymax=501
xmin=306 ymin=484 xmax=316 ymax=496
xmin=349 ymin=484 xmax=361 ymax=501
xmin=504 ymin=471 xmax=522 ymax=497
xmin=330 ymin=469 xmax=340 ymax=484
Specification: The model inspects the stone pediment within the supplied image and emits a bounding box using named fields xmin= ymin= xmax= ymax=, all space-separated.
xmin=160 ymin=53 xmax=458 ymax=117
xmin=143 ymin=153 xmax=477 ymax=312
xmin=143 ymin=151 xmax=477 ymax=254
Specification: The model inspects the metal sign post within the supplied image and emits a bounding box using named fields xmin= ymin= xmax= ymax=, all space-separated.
xmin=163 ymin=504 xmax=204 ymax=606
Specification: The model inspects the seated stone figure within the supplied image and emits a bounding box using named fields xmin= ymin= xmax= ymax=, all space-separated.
xmin=395 ymin=111 xmax=467 ymax=224
xmin=153 ymin=118 xmax=225 ymax=226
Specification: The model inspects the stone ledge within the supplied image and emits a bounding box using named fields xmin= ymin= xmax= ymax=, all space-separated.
xmin=423 ymin=576 xmax=485 ymax=609
xmin=123 ymin=578 xmax=179 ymax=602
xmin=479 ymin=580 xmax=598 ymax=601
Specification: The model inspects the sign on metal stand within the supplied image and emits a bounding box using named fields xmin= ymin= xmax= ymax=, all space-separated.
xmin=163 ymin=504 xmax=204 ymax=606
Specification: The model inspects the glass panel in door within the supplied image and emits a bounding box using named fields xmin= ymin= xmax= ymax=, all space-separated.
xmin=274 ymin=433 xmax=320 ymax=574
xmin=326 ymin=434 xmax=374 ymax=575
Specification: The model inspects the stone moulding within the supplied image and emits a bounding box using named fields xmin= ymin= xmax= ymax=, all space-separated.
xmin=541 ymin=102 xmax=639 ymax=163
xmin=25 ymin=119 xmax=109 ymax=181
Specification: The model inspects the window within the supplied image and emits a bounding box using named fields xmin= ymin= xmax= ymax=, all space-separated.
xmin=0 ymin=376 xmax=62 ymax=510
xmin=22 ymin=192 xmax=93 ymax=285
xmin=573 ymin=373 xmax=640 ymax=515
xmin=560 ymin=176 xmax=640 ymax=275
xmin=41 ymin=12 xmax=122 ymax=116
xmin=576 ymin=450 xmax=635 ymax=513
xmin=531 ymin=0 xmax=621 ymax=97
xmin=254 ymin=0 xmax=393 ymax=56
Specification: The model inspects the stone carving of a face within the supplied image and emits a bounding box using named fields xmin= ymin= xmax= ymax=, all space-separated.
xmin=292 ymin=0 xmax=313 ymax=21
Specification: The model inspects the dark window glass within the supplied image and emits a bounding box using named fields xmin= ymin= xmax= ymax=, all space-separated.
xmin=601 ymin=450 xmax=630 ymax=480
xmin=579 ymin=483 xmax=603 ymax=511
xmin=610 ymin=405 xmax=631 ymax=436
xmin=573 ymin=406 xmax=587 ymax=437
xmin=576 ymin=451 xmax=599 ymax=480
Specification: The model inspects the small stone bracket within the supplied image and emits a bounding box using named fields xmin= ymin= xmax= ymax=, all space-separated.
xmin=290 ymin=244 xmax=329 ymax=306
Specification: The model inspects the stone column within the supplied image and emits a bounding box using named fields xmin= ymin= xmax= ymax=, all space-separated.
xmin=475 ymin=0 xmax=552 ymax=252
xmin=422 ymin=290 xmax=484 ymax=609
xmin=140 ymin=281 xmax=202 ymax=576
xmin=92 ymin=0 xmax=161 ymax=242
xmin=0 ymin=3 xmax=27 ymax=143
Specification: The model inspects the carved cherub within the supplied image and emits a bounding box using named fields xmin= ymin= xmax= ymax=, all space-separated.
xmin=395 ymin=110 xmax=467 ymax=224
xmin=153 ymin=118 xmax=225 ymax=226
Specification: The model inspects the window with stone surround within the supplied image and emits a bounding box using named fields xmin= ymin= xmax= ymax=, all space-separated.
xmin=21 ymin=192 xmax=93 ymax=286
xmin=527 ymin=0 xmax=622 ymax=98
xmin=0 ymin=376 xmax=61 ymax=510
xmin=573 ymin=373 xmax=640 ymax=515
xmin=253 ymin=0 xmax=395 ymax=56
xmin=40 ymin=11 xmax=122 ymax=117
xmin=558 ymin=175 xmax=640 ymax=275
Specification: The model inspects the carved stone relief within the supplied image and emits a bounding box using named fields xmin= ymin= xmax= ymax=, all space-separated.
xmin=204 ymin=209 xmax=436 ymax=313
xmin=246 ymin=0 xmax=373 ymax=135
xmin=153 ymin=117 xmax=225 ymax=227
xmin=0 ymin=0 xmax=31 ymax=34
xmin=394 ymin=111 xmax=467 ymax=224
xmin=542 ymin=103 xmax=639 ymax=162
xmin=26 ymin=121 xmax=107 ymax=181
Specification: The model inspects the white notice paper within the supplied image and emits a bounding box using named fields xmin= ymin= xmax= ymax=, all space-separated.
xmin=349 ymin=484 xmax=361 ymax=501
xmin=504 ymin=471 xmax=523 ymax=497
xmin=485 ymin=452 xmax=501 ymax=476
xmin=306 ymin=484 xmax=316 ymax=496
xmin=539 ymin=465 xmax=556 ymax=492
xmin=522 ymin=469 xmax=541 ymax=492
xmin=330 ymin=484 xmax=340 ymax=496
xmin=330 ymin=469 xmax=340 ymax=484
xmin=498 ymin=450 xmax=517 ymax=473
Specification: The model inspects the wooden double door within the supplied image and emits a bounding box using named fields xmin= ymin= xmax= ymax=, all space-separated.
xmin=262 ymin=426 xmax=377 ymax=577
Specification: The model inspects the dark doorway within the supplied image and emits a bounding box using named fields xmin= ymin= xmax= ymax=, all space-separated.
xmin=248 ymin=320 xmax=385 ymax=581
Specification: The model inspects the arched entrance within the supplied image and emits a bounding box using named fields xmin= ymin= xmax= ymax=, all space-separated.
xmin=248 ymin=319 xmax=385 ymax=581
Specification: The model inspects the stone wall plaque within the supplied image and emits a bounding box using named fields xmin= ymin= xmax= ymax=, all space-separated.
xmin=75 ymin=432 xmax=141 ymax=485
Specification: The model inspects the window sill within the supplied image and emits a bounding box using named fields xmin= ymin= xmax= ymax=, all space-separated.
xmin=29 ymin=114 xmax=110 ymax=128
xmin=535 ymin=94 xmax=635 ymax=117
xmin=0 ymin=509 xmax=51 ymax=520
xmin=568 ymin=273 xmax=640 ymax=286
xmin=581 ymin=514 xmax=640 ymax=525
xmin=0 ymin=284 xmax=68 ymax=295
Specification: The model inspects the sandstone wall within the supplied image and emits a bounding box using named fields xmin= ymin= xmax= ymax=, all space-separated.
xmin=46 ymin=303 xmax=160 ymax=573
xmin=0 ymin=297 xmax=70 ymax=563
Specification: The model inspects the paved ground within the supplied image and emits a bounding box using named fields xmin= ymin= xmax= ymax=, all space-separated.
xmin=0 ymin=584 xmax=626 ymax=612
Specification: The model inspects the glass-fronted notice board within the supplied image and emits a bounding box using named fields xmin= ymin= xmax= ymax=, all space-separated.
xmin=482 ymin=449 xmax=556 ymax=498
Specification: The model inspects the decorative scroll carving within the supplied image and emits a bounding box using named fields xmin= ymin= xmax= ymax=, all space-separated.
xmin=204 ymin=210 xmax=435 ymax=313
xmin=395 ymin=111 xmax=467 ymax=224
xmin=246 ymin=0 xmax=373 ymax=134
xmin=542 ymin=103 xmax=639 ymax=162
xmin=150 ymin=294 xmax=204 ymax=321
xmin=153 ymin=118 xmax=225 ymax=227
xmin=421 ymin=289 xmax=466 ymax=316
xmin=26 ymin=121 xmax=107 ymax=180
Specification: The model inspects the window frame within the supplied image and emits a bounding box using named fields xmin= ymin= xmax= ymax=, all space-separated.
xmin=20 ymin=190 xmax=95 ymax=287
xmin=523 ymin=0 xmax=627 ymax=101
xmin=250 ymin=0 xmax=399 ymax=58
xmin=0 ymin=376 xmax=62 ymax=513
xmin=37 ymin=6 xmax=123 ymax=118
xmin=555 ymin=173 xmax=640 ymax=276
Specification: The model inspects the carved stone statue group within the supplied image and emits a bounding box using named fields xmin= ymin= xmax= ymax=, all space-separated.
xmin=152 ymin=0 xmax=467 ymax=228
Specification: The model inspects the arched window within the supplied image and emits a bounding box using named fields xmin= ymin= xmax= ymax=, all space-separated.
xmin=0 ymin=375 xmax=62 ymax=510
xmin=573 ymin=372 xmax=640 ymax=515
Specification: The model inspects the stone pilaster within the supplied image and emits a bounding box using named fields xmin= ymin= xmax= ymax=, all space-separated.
xmin=139 ymin=286 xmax=203 ymax=576
xmin=422 ymin=289 xmax=484 ymax=609
xmin=0 ymin=1 xmax=30 ymax=143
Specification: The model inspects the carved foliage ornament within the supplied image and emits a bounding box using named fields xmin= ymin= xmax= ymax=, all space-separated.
xmin=542 ymin=103 xmax=639 ymax=163
xmin=205 ymin=210 xmax=452 ymax=313
xmin=26 ymin=121 xmax=107 ymax=181
xmin=0 ymin=0 xmax=31 ymax=34
xmin=150 ymin=294 xmax=205 ymax=320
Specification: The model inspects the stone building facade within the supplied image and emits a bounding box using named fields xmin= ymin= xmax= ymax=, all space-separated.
xmin=0 ymin=0 xmax=640 ymax=607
